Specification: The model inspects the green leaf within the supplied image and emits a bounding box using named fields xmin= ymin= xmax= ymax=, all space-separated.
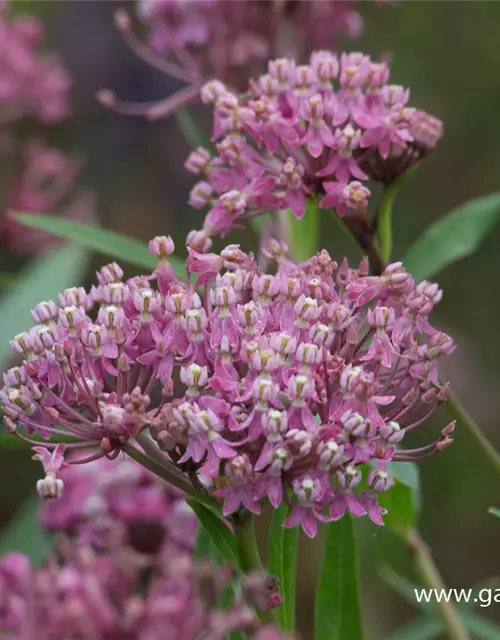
xmin=268 ymin=503 xmax=299 ymax=632
xmin=0 ymin=243 xmax=89 ymax=368
xmin=463 ymin=614 xmax=500 ymax=640
xmin=187 ymin=499 xmax=241 ymax=569
xmin=387 ymin=616 xmax=444 ymax=640
xmin=314 ymin=516 xmax=364 ymax=640
xmin=488 ymin=506 xmax=500 ymax=518
xmin=0 ymin=496 xmax=52 ymax=564
xmin=403 ymin=193 xmax=500 ymax=281
xmin=194 ymin=523 xmax=213 ymax=561
xmin=14 ymin=213 xmax=184 ymax=275
xmin=288 ymin=200 xmax=320 ymax=261
xmin=378 ymin=480 xmax=418 ymax=534
xmin=388 ymin=461 xmax=420 ymax=493
xmin=366 ymin=461 xmax=420 ymax=533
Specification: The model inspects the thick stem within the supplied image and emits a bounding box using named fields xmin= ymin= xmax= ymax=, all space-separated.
xmin=377 ymin=182 xmax=396 ymax=267
xmin=123 ymin=441 xmax=215 ymax=507
xmin=446 ymin=388 xmax=500 ymax=475
xmin=405 ymin=528 xmax=471 ymax=640
xmin=376 ymin=164 xmax=420 ymax=268
xmin=232 ymin=511 xmax=275 ymax=625
xmin=232 ymin=510 xmax=264 ymax=575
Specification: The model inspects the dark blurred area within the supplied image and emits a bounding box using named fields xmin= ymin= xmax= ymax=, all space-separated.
xmin=1 ymin=2 xmax=500 ymax=639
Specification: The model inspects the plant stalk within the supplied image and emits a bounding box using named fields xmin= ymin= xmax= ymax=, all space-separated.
xmin=232 ymin=510 xmax=264 ymax=575
xmin=232 ymin=510 xmax=275 ymax=625
xmin=405 ymin=527 xmax=471 ymax=640
xmin=377 ymin=182 xmax=397 ymax=267
xmin=377 ymin=164 xmax=420 ymax=267
xmin=123 ymin=441 xmax=214 ymax=507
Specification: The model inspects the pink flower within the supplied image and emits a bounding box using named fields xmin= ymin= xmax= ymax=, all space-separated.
xmin=183 ymin=50 xmax=438 ymax=244
xmin=2 ymin=243 xmax=455 ymax=535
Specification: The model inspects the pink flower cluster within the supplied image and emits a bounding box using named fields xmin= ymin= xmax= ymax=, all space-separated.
xmin=40 ymin=456 xmax=197 ymax=553
xmin=0 ymin=1 xmax=70 ymax=124
xmin=0 ymin=461 xmax=287 ymax=639
xmin=0 ymin=1 xmax=95 ymax=255
xmin=138 ymin=0 xmax=365 ymax=75
xmin=2 ymin=237 xmax=455 ymax=538
xmin=100 ymin=1 xmax=374 ymax=119
xmin=185 ymin=51 xmax=442 ymax=249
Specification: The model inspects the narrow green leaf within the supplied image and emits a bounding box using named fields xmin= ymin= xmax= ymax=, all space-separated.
xmin=314 ymin=516 xmax=363 ymax=640
xmin=14 ymin=213 xmax=184 ymax=275
xmin=403 ymin=193 xmax=500 ymax=281
xmin=0 ymin=243 xmax=88 ymax=368
xmin=0 ymin=496 xmax=52 ymax=564
xmin=193 ymin=521 xmax=243 ymax=640
xmin=187 ymin=499 xmax=240 ymax=569
xmin=288 ymin=200 xmax=320 ymax=261
xmin=380 ymin=566 xmax=428 ymax=611
xmin=268 ymin=503 xmax=299 ymax=632
xmin=488 ymin=506 xmax=500 ymax=519
xmin=387 ymin=616 xmax=444 ymax=640
xmin=463 ymin=614 xmax=500 ymax=640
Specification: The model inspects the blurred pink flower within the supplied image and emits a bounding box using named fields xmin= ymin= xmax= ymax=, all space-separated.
xmin=0 ymin=139 xmax=96 ymax=255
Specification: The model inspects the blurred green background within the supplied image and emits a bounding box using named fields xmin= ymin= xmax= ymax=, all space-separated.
xmin=1 ymin=2 xmax=500 ymax=639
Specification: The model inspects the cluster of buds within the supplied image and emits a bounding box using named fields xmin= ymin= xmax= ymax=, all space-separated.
xmin=2 ymin=236 xmax=455 ymax=537
xmin=0 ymin=1 xmax=95 ymax=255
xmin=98 ymin=0 xmax=376 ymax=119
xmin=0 ymin=457 xmax=288 ymax=640
xmin=185 ymin=51 xmax=442 ymax=249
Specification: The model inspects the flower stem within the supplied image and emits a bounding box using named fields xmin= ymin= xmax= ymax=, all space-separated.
xmin=123 ymin=441 xmax=215 ymax=508
xmin=232 ymin=510 xmax=275 ymax=624
xmin=405 ymin=527 xmax=471 ymax=640
xmin=328 ymin=209 xmax=385 ymax=275
xmin=377 ymin=164 xmax=420 ymax=266
xmin=377 ymin=183 xmax=396 ymax=266
xmin=446 ymin=388 xmax=500 ymax=475
xmin=232 ymin=510 xmax=264 ymax=575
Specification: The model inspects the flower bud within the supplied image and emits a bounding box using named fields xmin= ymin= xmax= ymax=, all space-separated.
xmin=30 ymin=300 xmax=58 ymax=324
xmin=97 ymin=262 xmax=124 ymax=285
xmin=337 ymin=465 xmax=361 ymax=490
xmin=317 ymin=439 xmax=344 ymax=471
xmin=184 ymin=147 xmax=211 ymax=174
xmin=368 ymin=468 xmax=393 ymax=492
xmin=293 ymin=476 xmax=322 ymax=506
xmin=180 ymin=364 xmax=208 ymax=397
xmin=149 ymin=235 xmax=175 ymax=257
xmin=36 ymin=476 xmax=63 ymax=500
xmin=287 ymin=374 xmax=314 ymax=407
xmin=189 ymin=181 xmax=214 ymax=209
